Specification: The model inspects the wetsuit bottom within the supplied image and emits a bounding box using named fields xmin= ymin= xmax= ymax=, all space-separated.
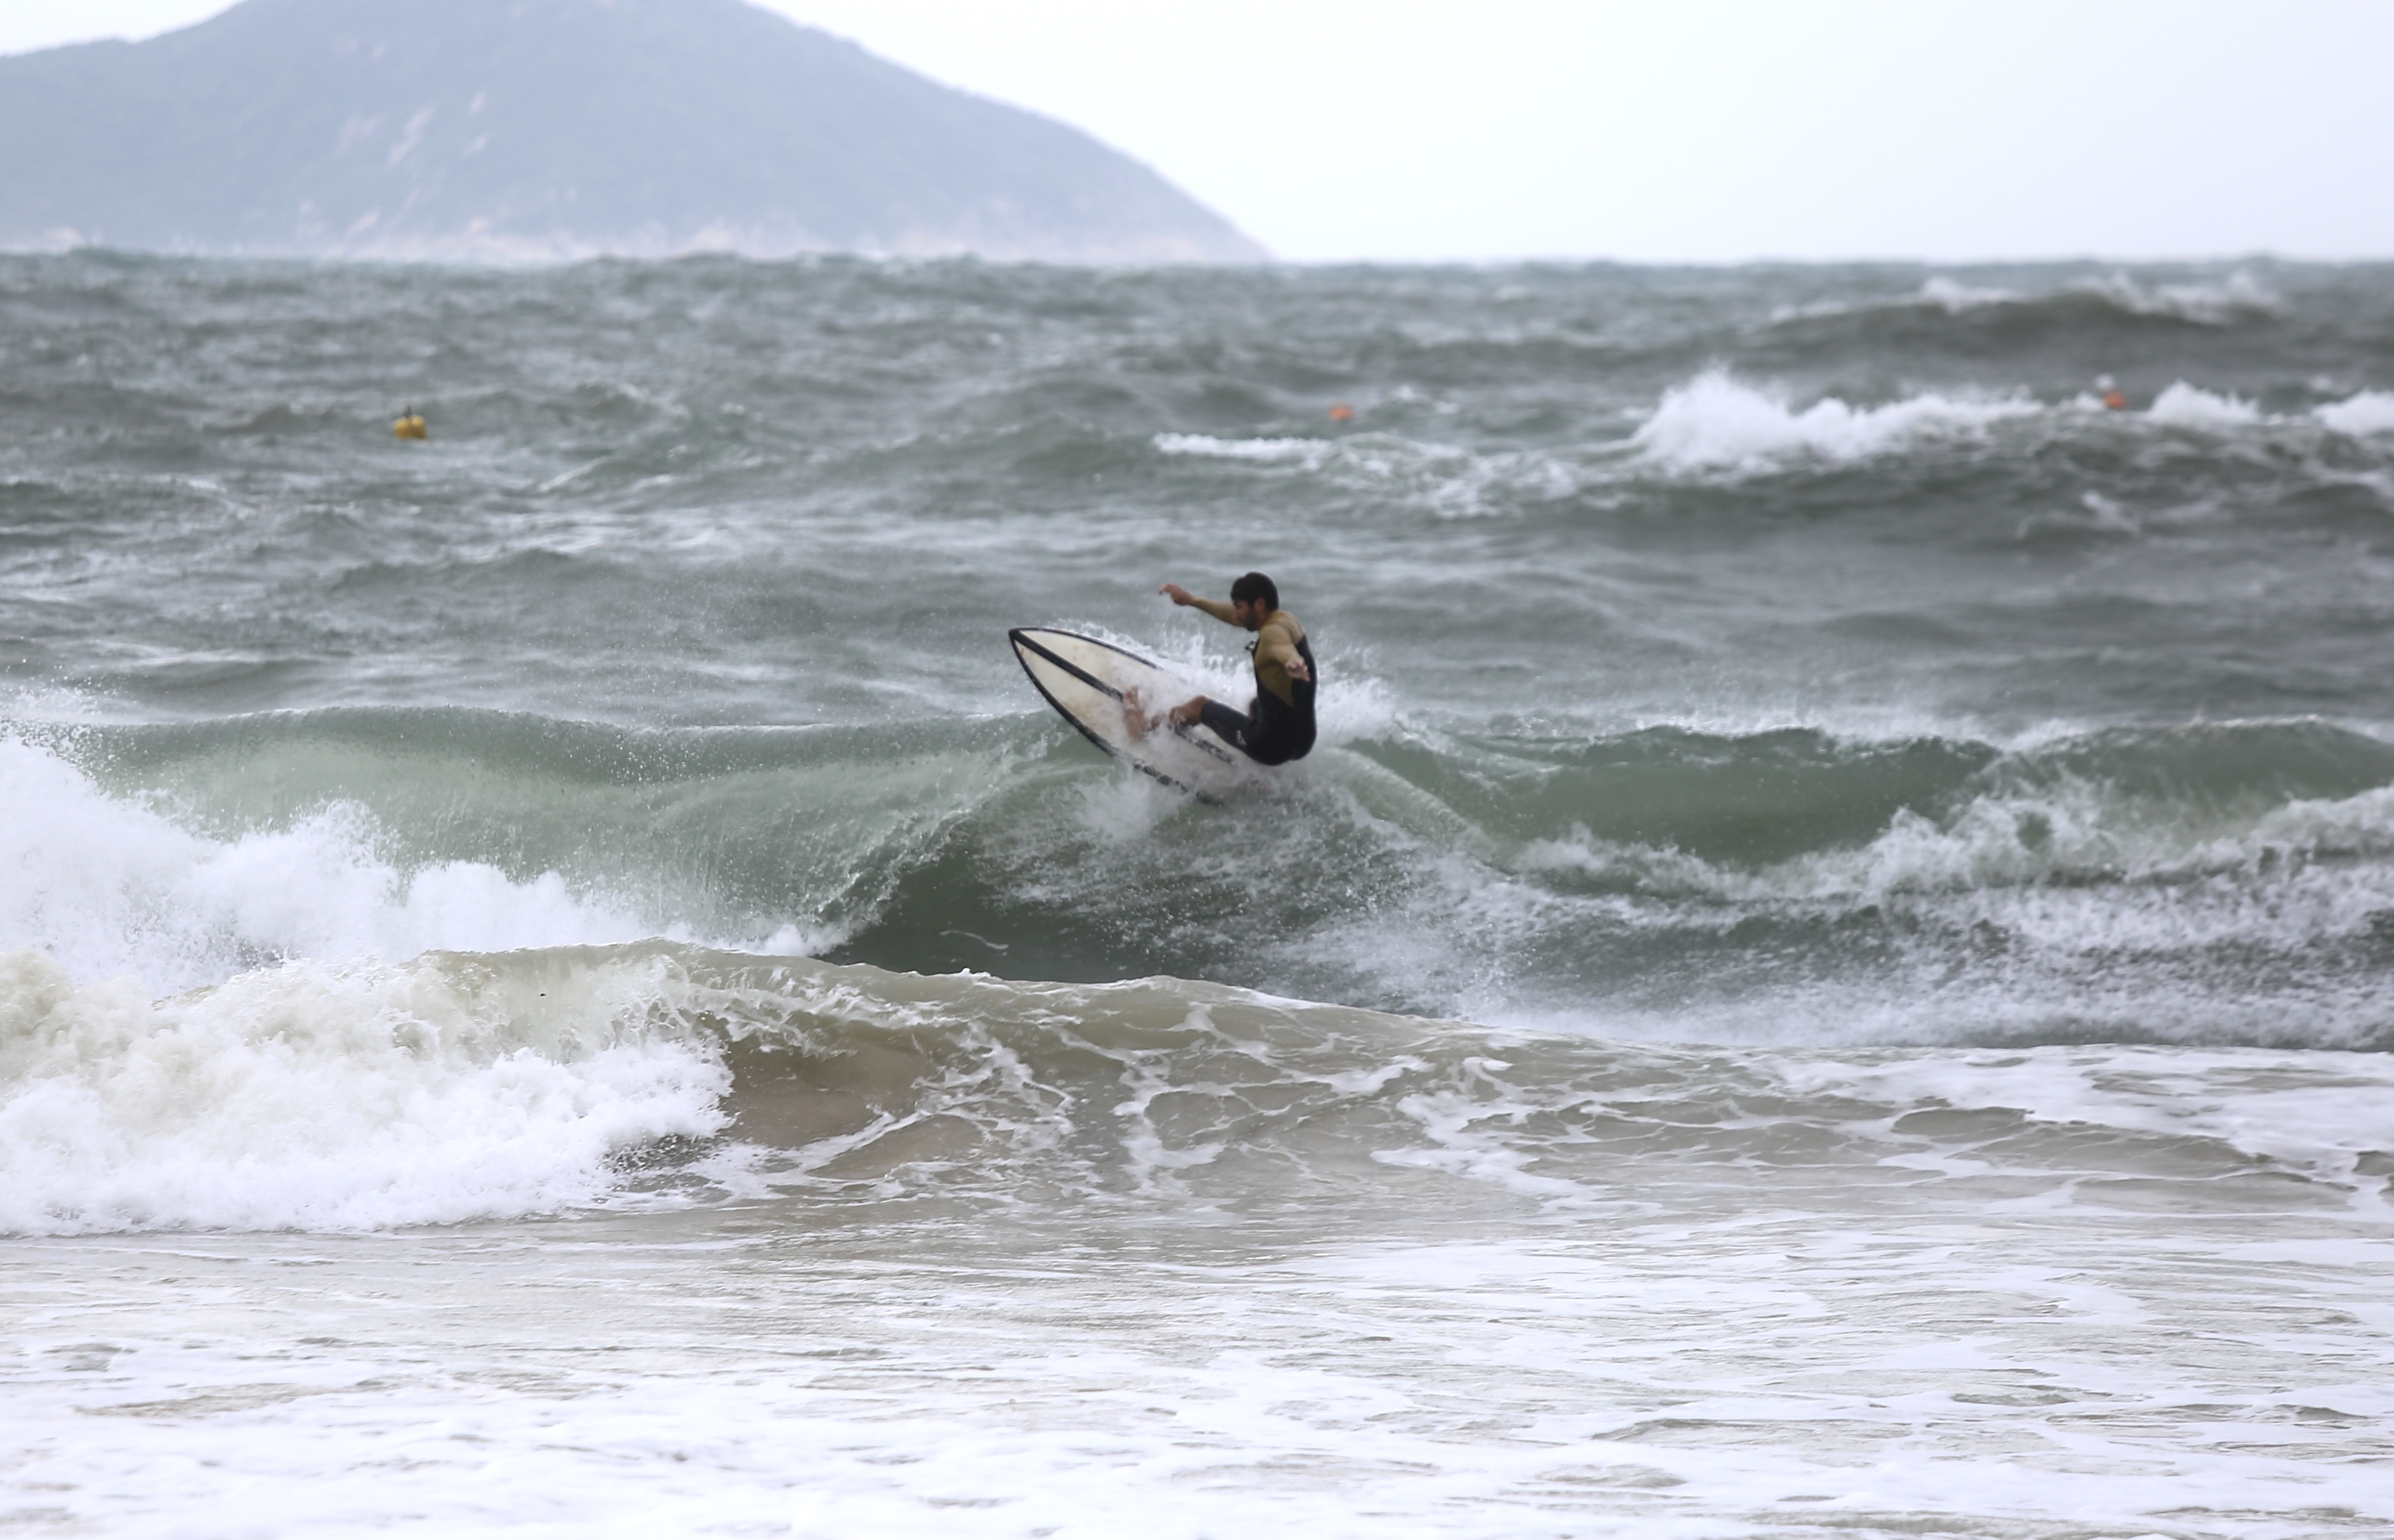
xmin=1199 ymin=698 xmax=1313 ymax=766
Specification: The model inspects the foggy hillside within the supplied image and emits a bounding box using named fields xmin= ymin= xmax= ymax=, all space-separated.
xmin=0 ymin=0 xmax=1267 ymax=263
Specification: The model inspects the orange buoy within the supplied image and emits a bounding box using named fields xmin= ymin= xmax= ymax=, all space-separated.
xmin=393 ymin=408 xmax=428 ymax=440
xmin=2101 ymin=391 xmax=2127 ymax=412
xmin=1327 ymin=403 xmax=1354 ymax=423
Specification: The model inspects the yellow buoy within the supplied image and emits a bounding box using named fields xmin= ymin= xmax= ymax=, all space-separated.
xmin=393 ymin=409 xmax=427 ymax=440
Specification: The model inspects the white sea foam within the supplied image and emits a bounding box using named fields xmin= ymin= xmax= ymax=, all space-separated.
xmin=0 ymin=734 xmax=799 ymax=997
xmin=1630 ymin=372 xmax=2037 ymax=472
xmin=2147 ymin=379 xmax=2263 ymax=426
xmin=2318 ymin=388 xmax=2394 ymax=437
xmin=13 ymin=1218 xmax=2385 ymax=1538
xmin=1916 ymin=276 xmax=2017 ymax=312
xmin=0 ymin=947 xmax=729 ymax=1235
xmin=1152 ymin=432 xmax=1337 ymax=467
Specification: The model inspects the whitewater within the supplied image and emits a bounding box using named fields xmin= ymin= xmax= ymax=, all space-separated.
xmin=4 ymin=251 xmax=2393 ymax=1537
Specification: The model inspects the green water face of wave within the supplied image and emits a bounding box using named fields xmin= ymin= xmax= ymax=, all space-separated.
xmin=15 ymin=709 xmax=2394 ymax=1048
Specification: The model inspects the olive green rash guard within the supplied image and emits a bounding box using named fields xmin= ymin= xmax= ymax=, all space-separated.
xmin=1189 ymin=599 xmax=1307 ymax=706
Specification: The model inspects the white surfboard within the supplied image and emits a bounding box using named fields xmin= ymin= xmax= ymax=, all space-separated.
xmin=1009 ymin=627 xmax=1253 ymax=800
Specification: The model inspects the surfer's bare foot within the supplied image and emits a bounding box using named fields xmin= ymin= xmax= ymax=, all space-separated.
xmin=1169 ymin=696 xmax=1207 ymax=729
xmin=1122 ymin=687 xmax=1152 ymax=740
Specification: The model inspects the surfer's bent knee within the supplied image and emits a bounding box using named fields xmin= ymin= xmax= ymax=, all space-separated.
xmin=1198 ymin=699 xmax=1311 ymax=766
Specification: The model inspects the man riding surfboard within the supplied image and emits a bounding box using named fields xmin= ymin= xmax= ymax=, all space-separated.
xmin=1125 ymin=572 xmax=1317 ymax=766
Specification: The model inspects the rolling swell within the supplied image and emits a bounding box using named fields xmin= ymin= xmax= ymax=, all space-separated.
xmin=14 ymin=705 xmax=2394 ymax=1047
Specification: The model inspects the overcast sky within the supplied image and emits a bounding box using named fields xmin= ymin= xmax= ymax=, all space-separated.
xmin=6 ymin=0 xmax=2390 ymax=263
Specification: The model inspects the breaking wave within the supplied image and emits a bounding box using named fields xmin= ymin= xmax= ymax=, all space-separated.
xmin=12 ymin=705 xmax=2394 ymax=1061
xmin=8 ymin=940 xmax=2388 ymax=1237
xmin=1630 ymin=371 xmax=2038 ymax=471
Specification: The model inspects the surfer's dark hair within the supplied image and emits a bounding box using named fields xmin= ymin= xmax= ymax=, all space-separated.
xmin=1230 ymin=572 xmax=1278 ymax=611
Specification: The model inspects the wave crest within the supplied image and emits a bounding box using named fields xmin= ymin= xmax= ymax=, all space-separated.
xmin=1631 ymin=371 xmax=2037 ymax=472
xmin=2319 ymin=389 xmax=2394 ymax=437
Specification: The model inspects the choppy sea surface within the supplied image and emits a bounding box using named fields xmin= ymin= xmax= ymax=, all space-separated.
xmin=5 ymin=251 xmax=2394 ymax=1537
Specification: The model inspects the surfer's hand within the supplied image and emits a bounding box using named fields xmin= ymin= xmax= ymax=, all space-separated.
xmin=1285 ymin=656 xmax=1311 ymax=683
xmin=1159 ymin=583 xmax=1196 ymax=606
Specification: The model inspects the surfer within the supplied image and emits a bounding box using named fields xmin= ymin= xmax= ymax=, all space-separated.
xmin=1126 ymin=572 xmax=1317 ymax=765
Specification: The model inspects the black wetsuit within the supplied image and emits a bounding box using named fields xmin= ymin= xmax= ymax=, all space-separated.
xmin=1199 ymin=630 xmax=1318 ymax=766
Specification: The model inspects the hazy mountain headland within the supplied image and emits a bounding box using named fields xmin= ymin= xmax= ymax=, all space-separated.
xmin=0 ymin=0 xmax=1266 ymax=263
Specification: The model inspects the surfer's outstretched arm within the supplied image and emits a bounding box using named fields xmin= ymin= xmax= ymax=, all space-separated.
xmin=1159 ymin=583 xmax=1237 ymax=625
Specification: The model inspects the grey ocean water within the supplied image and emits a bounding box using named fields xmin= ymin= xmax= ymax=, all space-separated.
xmin=5 ymin=252 xmax=2394 ymax=1535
